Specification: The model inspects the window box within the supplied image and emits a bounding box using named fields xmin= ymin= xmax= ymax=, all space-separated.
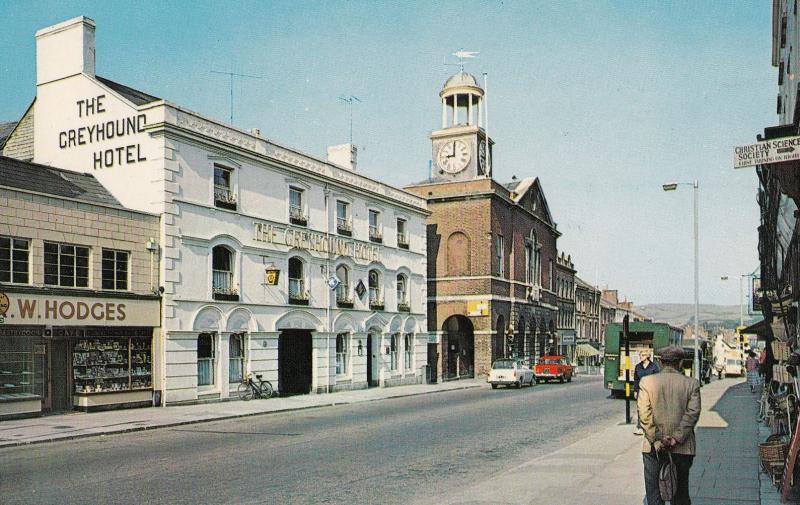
xmin=213 ymin=289 xmax=239 ymax=302
xmin=337 ymin=218 xmax=352 ymax=237
xmin=369 ymin=298 xmax=385 ymax=311
xmin=289 ymin=206 xmax=307 ymax=226
xmin=397 ymin=234 xmax=409 ymax=249
xmin=336 ymin=295 xmax=354 ymax=309
xmin=214 ymin=189 xmax=237 ymax=211
xmin=289 ymin=291 xmax=310 ymax=305
xmin=369 ymin=227 xmax=383 ymax=243
xmin=397 ymin=302 xmax=411 ymax=313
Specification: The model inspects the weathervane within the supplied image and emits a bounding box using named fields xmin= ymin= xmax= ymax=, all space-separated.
xmin=444 ymin=49 xmax=479 ymax=72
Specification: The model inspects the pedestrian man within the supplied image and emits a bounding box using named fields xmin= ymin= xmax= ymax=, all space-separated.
xmin=745 ymin=351 xmax=760 ymax=393
xmin=632 ymin=349 xmax=659 ymax=435
xmin=638 ymin=346 xmax=701 ymax=505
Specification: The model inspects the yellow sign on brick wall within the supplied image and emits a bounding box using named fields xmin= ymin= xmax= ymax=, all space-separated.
xmin=467 ymin=300 xmax=489 ymax=317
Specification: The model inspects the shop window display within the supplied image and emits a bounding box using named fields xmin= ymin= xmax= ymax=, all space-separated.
xmin=72 ymin=337 xmax=152 ymax=393
xmin=0 ymin=333 xmax=46 ymax=399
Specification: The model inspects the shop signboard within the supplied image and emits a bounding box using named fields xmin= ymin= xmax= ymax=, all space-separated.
xmin=466 ymin=300 xmax=489 ymax=317
xmin=561 ymin=334 xmax=576 ymax=345
xmin=733 ymin=136 xmax=800 ymax=169
xmin=0 ymin=291 xmax=159 ymax=327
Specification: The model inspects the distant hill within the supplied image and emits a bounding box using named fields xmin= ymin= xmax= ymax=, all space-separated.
xmin=637 ymin=303 xmax=761 ymax=328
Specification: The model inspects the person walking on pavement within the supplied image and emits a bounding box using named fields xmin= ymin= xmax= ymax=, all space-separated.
xmin=633 ymin=349 xmax=659 ymax=435
xmin=746 ymin=351 xmax=760 ymax=393
xmin=638 ymin=346 xmax=701 ymax=505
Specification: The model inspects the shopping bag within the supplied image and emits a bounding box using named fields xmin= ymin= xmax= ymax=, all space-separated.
xmin=659 ymin=452 xmax=677 ymax=501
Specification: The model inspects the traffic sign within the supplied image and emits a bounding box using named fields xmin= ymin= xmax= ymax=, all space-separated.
xmin=734 ymin=136 xmax=800 ymax=169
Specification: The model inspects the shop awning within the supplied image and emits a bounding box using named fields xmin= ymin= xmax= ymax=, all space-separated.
xmin=575 ymin=343 xmax=601 ymax=357
xmin=739 ymin=319 xmax=769 ymax=337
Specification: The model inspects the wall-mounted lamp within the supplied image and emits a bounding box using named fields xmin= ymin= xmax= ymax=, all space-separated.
xmin=357 ymin=340 xmax=363 ymax=356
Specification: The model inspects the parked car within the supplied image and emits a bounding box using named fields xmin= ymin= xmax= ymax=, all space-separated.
xmin=534 ymin=355 xmax=573 ymax=383
xmin=488 ymin=358 xmax=535 ymax=389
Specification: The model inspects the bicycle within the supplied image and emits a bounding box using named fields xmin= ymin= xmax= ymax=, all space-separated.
xmin=237 ymin=373 xmax=274 ymax=401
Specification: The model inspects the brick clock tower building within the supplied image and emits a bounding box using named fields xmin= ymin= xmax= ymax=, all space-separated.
xmin=406 ymin=72 xmax=560 ymax=381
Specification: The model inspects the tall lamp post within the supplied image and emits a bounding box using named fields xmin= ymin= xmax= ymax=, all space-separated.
xmin=663 ymin=180 xmax=700 ymax=379
xmin=720 ymin=275 xmax=746 ymax=328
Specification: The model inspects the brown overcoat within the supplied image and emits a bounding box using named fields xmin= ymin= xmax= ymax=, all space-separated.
xmin=637 ymin=366 xmax=702 ymax=455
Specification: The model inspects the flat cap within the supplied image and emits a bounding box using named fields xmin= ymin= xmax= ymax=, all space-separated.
xmin=658 ymin=345 xmax=685 ymax=362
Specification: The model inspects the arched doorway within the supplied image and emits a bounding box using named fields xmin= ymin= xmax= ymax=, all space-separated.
xmin=442 ymin=315 xmax=474 ymax=380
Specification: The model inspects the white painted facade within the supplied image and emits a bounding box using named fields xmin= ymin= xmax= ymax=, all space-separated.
xmin=25 ymin=17 xmax=429 ymax=403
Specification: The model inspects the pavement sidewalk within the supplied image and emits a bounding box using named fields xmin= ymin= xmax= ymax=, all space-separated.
xmin=416 ymin=377 xmax=767 ymax=505
xmin=0 ymin=378 xmax=484 ymax=448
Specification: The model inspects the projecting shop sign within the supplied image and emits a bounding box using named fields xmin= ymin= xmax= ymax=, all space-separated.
xmin=733 ymin=136 xmax=800 ymax=169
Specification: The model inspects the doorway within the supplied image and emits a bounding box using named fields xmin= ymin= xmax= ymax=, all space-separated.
xmin=366 ymin=332 xmax=378 ymax=387
xmin=278 ymin=330 xmax=313 ymax=396
xmin=49 ymin=340 xmax=71 ymax=412
xmin=442 ymin=315 xmax=475 ymax=380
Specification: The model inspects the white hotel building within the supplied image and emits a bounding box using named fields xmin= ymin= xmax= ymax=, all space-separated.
xmin=5 ymin=17 xmax=428 ymax=404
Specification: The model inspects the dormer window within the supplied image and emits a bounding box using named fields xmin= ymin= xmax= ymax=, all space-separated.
xmin=289 ymin=187 xmax=307 ymax=226
xmin=369 ymin=209 xmax=382 ymax=243
xmin=336 ymin=200 xmax=352 ymax=236
xmin=214 ymin=165 xmax=236 ymax=210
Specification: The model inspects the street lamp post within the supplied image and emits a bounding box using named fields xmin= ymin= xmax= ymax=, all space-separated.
xmin=663 ymin=180 xmax=700 ymax=380
xmin=720 ymin=275 xmax=745 ymax=328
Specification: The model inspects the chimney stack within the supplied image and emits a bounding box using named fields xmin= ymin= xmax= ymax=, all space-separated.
xmin=36 ymin=16 xmax=96 ymax=85
xmin=327 ymin=143 xmax=357 ymax=171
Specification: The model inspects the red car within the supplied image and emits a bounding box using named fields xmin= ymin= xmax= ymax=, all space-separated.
xmin=534 ymin=355 xmax=573 ymax=383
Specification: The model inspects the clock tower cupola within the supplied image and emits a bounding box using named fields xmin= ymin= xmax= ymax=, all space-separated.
xmin=430 ymin=71 xmax=493 ymax=181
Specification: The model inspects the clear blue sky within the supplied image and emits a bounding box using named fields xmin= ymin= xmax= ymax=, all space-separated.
xmin=0 ymin=1 xmax=774 ymax=306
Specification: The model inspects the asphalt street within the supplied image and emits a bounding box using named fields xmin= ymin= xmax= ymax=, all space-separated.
xmin=0 ymin=376 xmax=619 ymax=505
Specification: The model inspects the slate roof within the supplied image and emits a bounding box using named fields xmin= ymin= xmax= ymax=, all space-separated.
xmin=96 ymin=76 xmax=159 ymax=106
xmin=0 ymin=121 xmax=18 ymax=147
xmin=0 ymin=156 xmax=122 ymax=207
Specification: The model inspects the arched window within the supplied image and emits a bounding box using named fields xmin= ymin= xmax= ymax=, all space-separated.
xmin=212 ymin=246 xmax=236 ymax=299
xmin=197 ymin=332 xmax=215 ymax=386
xmin=335 ymin=264 xmax=350 ymax=304
xmin=447 ymin=232 xmax=470 ymax=276
xmin=288 ymin=257 xmax=308 ymax=303
xmin=396 ymin=273 xmax=408 ymax=310
xmin=525 ymin=242 xmax=534 ymax=284
xmin=368 ymin=269 xmax=381 ymax=304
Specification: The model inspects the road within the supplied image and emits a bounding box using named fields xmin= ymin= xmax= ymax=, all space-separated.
xmin=0 ymin=376 xmax=620 ymax=505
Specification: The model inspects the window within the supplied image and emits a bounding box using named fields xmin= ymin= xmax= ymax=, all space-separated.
xmin=396 ymin=218 xmax=408 ymax=248
xmin=289 ymin=187 xmax=307 ymax=225
xmin=369 ymin=209 xmax=382 ymax=242
xmin=396 ymin=274 xmax=409 ymax=311
xmin=336 ymin=333 xmax=349 ymax=375
xmin=390 ymin=333 xmax=399 ymax=371
xmin=495 ymin=235 xmax=504 ymax=277
xmin=336 ymin=201 xmax=351 ymax=235
xmin=0 ymin=236 xmax=29 ymax=284
xmin=197 ymin=332 xmax=215 ymax=386
xmin=214 ymin=165 xmax=236 ymax=210
xmin=368 ymin=269 xmax=383 ymax=308
xmin=780 ymin=61 xmax=786 ymax=86
xmin=101 ymin=249 xmax=129 ymax=290
xmin=44 ymin=242 xmax=89 ymax=287
xmin=212 ymin=246 xmax=237 ymax=300
xmin=288 ymin=257 xmax=308 ymax=304
xmin=335 ymin=264 xmax=352 ymax=307
xmin=782 ymin=15 xmax=787 ymax=48
xmin=446 ymin=232 xmax=470 ymax=276
xmin=404 ymin=333 xmax=413 ymax=370
xmin=525 ymin=243 xmax=534 ymax=284
xmin=549 ymin=260 xmax=554 ymax=291
xmin=229 ymin=333 xmax=244 ymax=384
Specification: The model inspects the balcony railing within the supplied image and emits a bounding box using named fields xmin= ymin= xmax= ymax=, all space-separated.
xmin=336 ymin=289 xmax=354 ymax=308
xmin=289 ymin=205 xmax=307 ymax=226
xmin=212 ymin=270 xmax=238 ymax=300
xmin=214 ymin=185 xmax=237 ymax=210
xmin=397 ymin=233 xmax=409 ymax=249
xmin=337 ymin=217 xmax=352 ymax=236
xmin=397 ymin=302 xmax=411 ymax=312
xmin=369 ymin=226 xmax=382 ymax=243
xmin=289 ymin=278 xmax=309 ymax=305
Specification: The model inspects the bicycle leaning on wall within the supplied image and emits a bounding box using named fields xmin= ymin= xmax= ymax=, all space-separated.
xmin=238 ymin=373 xmax=274 ymax=401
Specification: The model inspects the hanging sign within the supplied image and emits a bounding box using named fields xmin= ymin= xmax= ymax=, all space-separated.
xmin=327 ymin=276 xmax=340 ymax=290
xmin=733 ymin=136 xmax=800 ymax=169
xmin=355 ymin=280 xmax=366 ymax=298
xmin=265 ymin=268 xmax=280 ymax=286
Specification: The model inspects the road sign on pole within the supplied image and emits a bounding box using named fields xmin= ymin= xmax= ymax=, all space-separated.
xmin=733 ymin=136 xmax=800 ymax=169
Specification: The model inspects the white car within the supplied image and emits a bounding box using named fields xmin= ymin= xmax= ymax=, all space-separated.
xmin=488 ymin=358 xmax=535 ymax=389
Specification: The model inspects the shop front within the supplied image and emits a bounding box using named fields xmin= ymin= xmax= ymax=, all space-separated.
xmin=0 ymin=291 xmax=160 ymax=419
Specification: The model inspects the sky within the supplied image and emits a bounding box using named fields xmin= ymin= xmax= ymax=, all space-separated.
xmin=0 ymin=1 xmax=775 ymax=306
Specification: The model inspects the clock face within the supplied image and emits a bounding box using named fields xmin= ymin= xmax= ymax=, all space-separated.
xmin=437 ymin=139 xmax=471 ymax=174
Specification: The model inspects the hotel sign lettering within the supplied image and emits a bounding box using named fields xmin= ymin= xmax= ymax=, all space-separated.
xmin=254 ymin=222 xmax=381 ymax=262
